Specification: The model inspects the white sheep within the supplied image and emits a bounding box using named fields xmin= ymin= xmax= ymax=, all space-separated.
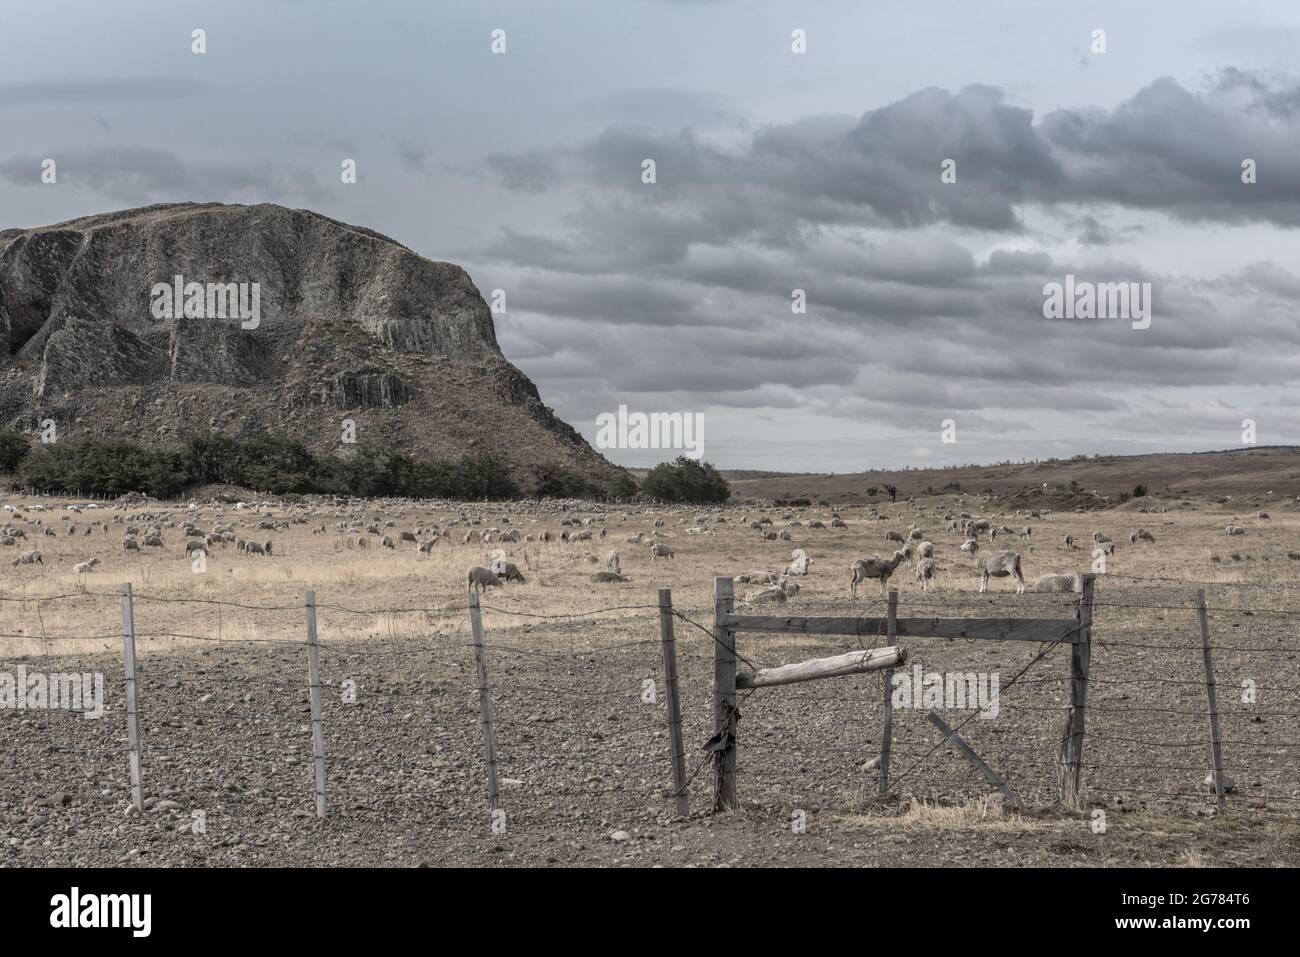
xmin=976 ymin=550 xmax=1025 ymax=594
xmin=1032 ymin=572 xmax=1082 ymax=594
xmin=915 ymin=557 xmax=937 ymax=590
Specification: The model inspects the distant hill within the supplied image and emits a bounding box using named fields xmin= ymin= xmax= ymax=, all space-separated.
xmin=726 ymin=447 xmax=1300 ymax=504
xmin=0 ymin=203 xmax=622 ymax=493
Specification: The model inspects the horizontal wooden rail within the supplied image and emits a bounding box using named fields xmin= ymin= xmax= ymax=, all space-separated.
xmin=736 ymin=646 xmax=906 ymax=690
xmin=725 ymin=615 xmax=1078 ymax=643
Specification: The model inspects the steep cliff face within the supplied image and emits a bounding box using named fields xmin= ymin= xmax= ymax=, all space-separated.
xmin=0 ymin=203 xmax=617 ymax=489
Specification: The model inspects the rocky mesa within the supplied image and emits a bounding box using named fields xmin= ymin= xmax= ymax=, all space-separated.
xmin=0 ymin=202 xmax=620 ymax=492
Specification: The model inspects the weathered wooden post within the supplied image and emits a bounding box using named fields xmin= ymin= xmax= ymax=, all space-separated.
xmin=304 ymin=590 xmax=327 ymax=818
xmin=658 ymin=588 xmax=689 ymax=817
xmin=1058 ymin=573 xmax=1094 ymax=807
xmin=1196 ymin=590 xmax=1228 ymax=815
xmin=878 ymin=589 xmax=898 ymax=798
xmin=469 ymin=591 xmax=500 ymax=812
xmin=712 ymin=577 xmax=737 ymax=812
xmin=119 ymin=583 xmax=143 ymax=813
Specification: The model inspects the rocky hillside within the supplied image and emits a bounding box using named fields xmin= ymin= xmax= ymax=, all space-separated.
xmin=0 ymin=203 xmax=620 ymax=491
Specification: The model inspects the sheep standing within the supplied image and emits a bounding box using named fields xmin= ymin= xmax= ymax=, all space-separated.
xmin=915 ymin=558 xmax=937 ymax=591
xmin=849 ymin=551 xmax=907 ymax=598
xmin=651 ymin=543 xmax=674 ymax=561
xmin=975 ymin=551 xmax=1025 ymax=594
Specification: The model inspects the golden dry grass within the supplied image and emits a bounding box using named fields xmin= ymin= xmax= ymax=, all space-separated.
xmin=1 ymin=491 xmax=1297 ymax=658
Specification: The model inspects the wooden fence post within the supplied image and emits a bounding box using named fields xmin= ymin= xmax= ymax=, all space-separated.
xmin=468 ymin=591 xmax=500 ymax=812
xmin=119 ymin=583 xmax=143 ymax=813
xmin=712 ymin=577 xmax=737 ymax=812
xmin=1196 ymin=590 xmax=1228 ymax=815
xmin=304 ymin=590 xmax=327 ymax=819
xmin=878 ymin=589 xmax=898 ymax=798
xmin=658 ymin=588 xmax=689 ymax=817
xmin=1058 ymin=573 xmax=1094 ymax=807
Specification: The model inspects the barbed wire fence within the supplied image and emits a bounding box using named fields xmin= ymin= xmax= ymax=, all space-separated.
xmin=2 ymin=570 xmax=1299 ymax=849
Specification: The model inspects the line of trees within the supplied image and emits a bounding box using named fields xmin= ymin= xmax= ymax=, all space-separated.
xmin=0 ymin=433 xmax=732 ymax=504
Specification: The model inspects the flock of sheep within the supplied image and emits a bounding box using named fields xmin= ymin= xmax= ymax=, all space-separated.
xmin=0 ymin=494 xmax=1279 ymax=611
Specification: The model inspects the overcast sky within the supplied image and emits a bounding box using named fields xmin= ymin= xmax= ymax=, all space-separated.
xmin=4 ymin=0 xmax=1300 ymax=471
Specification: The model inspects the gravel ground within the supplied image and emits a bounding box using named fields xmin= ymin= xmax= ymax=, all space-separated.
xmin=4 ymin=579 xmax=1299 ymax=867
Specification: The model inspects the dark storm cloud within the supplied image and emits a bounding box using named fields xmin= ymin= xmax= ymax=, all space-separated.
xmin=480 ymin=71 xmax=1300 ymax=255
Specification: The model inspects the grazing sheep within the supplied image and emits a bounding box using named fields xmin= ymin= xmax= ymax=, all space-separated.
xmin=651 ymin=543 xmax=674 ymax=561
xmin=467 ymin=566 xmax=503 ymax=592
xmin=915 ymin=557 xmax=937 ymax=591
xmin=960 ymin=539 xmax=979 ymax=557
xmin=917 ymin=541 xmax=935 ymax=560
xmin=976 ymin=551 xmax=1025 ymax=594
xmin=73 ymin=558 xmax=100 ymax=575
xmin=400 ymin=531 xmax=417 ymax=543
xmin=244 ymin=541 xmax=265 ymax=556
xmin=1226 ymin=525 xmax=1246 ymax=536
xmin=417 ymin=540 xmax=436 ymax=558
xmin=1258 ymin=512 xmax=1270 ymax=521
xmin=908 ymin=528 xmax=923 ymax=542
xmin=830 ymin=517 xmax=847 ymax=529
xmin=1063 ymin=534 xmax=1074 ymax=549
xmin=605 ymin=550 xmax=622 ymax=575
xmin=590 ymin=571 xmax=629 ymax=583
xmin=850 ymin=551 xmax=908 ymax=598
xmin=123 ymin=538 xmax=140 ymax=552
xmin=1032 ymin=572 xmax=1082 ymax=594
xmin=497 ymin=562 xmax=526 ymax=584
xmin=1131 ymin=529 xmax=1155 ymax=544
xmin=381 ymin=535 xmax=396 ymax=549
xmin=885 ymin=530 xmax=905 ymax=544
xmin=12 ymin=549 xmax=42 ymax=566
xmin=1095 ymin=541 xmax=1116 ymax=556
